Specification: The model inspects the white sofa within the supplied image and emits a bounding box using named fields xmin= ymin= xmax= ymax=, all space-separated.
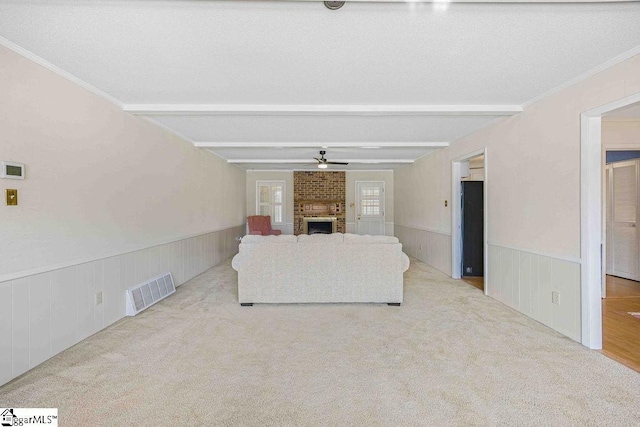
xmin=231 ymin=233 xmax=410 ymax=305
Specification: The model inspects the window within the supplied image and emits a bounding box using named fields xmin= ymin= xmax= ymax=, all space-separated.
xmin=256 ymin=181 xmax=285 ymax=224
xmin=359 ymin=185 xmax=381 ymax=216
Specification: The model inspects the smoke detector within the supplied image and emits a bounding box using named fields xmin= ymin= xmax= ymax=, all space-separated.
xmin=324 ymin=1 xmax=345 ymax=10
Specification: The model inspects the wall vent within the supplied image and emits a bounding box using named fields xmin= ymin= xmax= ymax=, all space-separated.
xmin=126 ymin=272 xmax=176 ymax=316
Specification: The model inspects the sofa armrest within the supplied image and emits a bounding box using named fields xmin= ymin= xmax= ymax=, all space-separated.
xmin=401 ymin=252 xmax=410 ymax=273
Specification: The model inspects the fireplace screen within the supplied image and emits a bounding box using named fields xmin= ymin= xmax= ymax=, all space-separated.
xmin=303 ymin=217 xmax=337 ymax=234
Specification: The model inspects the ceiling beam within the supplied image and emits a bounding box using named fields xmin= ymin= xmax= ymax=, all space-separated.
xmin=227 ymin=159 xmax=415 ymax=164
xmin=195 ymin=141 xmax=449 ymax=148
xmin=124 ymin=104 xmax=522 ymax=116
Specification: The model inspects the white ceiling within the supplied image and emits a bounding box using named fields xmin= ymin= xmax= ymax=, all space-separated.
xmin=1 ymin=0 xmax=640 ymax=170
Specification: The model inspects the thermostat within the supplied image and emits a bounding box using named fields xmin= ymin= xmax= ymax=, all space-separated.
xmin=1 ymin=161 xmax=25 ymax=179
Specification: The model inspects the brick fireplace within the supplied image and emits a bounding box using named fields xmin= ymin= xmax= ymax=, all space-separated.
xmin=294 ymin=171 xmax=345 ymax=235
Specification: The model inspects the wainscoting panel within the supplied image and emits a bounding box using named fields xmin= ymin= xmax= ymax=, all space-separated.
xmin=0 ymin=281 xmax=11 ymax=384
xmin=0 ymin=225 xmax=244 ymax=386
xmin=488 ymin=244 xmax=581 ymax=342
xmin=11 ymin=278 xmax=30 ymax=380
xmin=394 ymin=224 xmax=452 ymax=276
xmin=345 ymin=222 xmax=394 ymax=236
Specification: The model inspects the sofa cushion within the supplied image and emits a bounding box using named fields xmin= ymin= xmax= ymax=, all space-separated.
xmin=297 ymin=233 xmax=345 ymax=243
xmin=241 ymin=234 xmax=297 ymax=244
xmin=343 ymin=233 xmax=399 ymax=244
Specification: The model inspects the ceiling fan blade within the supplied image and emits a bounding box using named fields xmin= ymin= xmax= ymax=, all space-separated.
xmin=326 ymin=161 xmax=349 ymax=165
xmin=313 ymin=157 xmax=323 ymax=162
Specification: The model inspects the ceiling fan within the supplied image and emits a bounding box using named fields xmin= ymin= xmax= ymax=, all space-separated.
xmin=314 ymin=150 xmax=349 ymax=169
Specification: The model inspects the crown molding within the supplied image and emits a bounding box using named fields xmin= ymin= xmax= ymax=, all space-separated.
xmin=0 ymin=36 xmax=124 ymax=108
xmin=523 ymin=45 xmax=640 ymax=107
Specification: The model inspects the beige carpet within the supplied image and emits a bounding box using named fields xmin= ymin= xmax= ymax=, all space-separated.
xmin=1 ymin=258 xmax=639 ymax=426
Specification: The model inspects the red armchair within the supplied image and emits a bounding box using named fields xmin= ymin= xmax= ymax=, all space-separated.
xmin=247 ymin=215 xmax=282 ymax=236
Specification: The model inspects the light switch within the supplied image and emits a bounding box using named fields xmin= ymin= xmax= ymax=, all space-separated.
xmin=6 ymin=189 xmax=17 ymax=206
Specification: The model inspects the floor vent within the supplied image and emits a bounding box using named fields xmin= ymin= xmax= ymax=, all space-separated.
xmin=126 ymin=272 xmax=176 ymax=316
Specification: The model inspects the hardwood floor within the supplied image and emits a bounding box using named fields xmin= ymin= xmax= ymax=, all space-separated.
xmin=458 ymin=274 xmax=640 ymax=372
xmin=461 ymin=276 xmax=484 ymax=291
xmin=602 ymin=275 xmax=640 ymax=373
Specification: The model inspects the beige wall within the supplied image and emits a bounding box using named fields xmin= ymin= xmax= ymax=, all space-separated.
xmin=0 ymin=45 xmax=246 ymax=279
xmin=603 ymin=119 xmax=640 ymax=149
xmin=345 ymin=171 xmax=394 ymax=235
xmin=397 ymin=54 xmax=640 ymax=259
xmin=395 ymin=149 xmax=450 ymax=235
xmin=395 ymin=53 xmax=640 ymax=342
xmin=246 ymin=171 xmax=295 ymax=234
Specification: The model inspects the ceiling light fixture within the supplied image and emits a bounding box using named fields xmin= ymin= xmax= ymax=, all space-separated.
xmin=318 ymin=163 xmax=328 ymax=169
xmin=324 ymin=1 xmax=345 ymax=10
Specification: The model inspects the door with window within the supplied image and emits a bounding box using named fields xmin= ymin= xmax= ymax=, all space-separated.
xmin=606 ymin=160 xmax=639 ymax=281
xmin=355 ymin=181 xmax=385 ymax=235
xmin=257 ymin=181 xmax=284 ymax=225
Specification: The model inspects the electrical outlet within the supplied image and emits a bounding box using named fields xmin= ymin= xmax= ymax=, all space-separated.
xmin=552 ymin=291 xmax=560 ymax=305
xmin=95 ymin=291 xmax=103 ymax=306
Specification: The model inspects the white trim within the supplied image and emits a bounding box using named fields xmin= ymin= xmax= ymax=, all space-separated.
xmin=0 ymin=36 xmax=124 ymax=107
xmin=487 ymin=243 xmax=581 ymax=265
xmin=195 ymin=141 xmax=450 ymax=148
xmin=524 ymin=45 xmax=640 ymax=107
xmin=580 ymin=91 xmax=640 ymax=350
xmin=0 ymin=224 xmax=244 ymax=284
xmin=229 ymin=159 xmax=415 ymax=164
xmin=394 ymin=223 xmax=452 ymax=236
xmin=124 ymin=104 xmax=523 ymax=116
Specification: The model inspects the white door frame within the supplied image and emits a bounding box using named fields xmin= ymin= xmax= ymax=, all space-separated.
xmin=580 ymin=91 xmax=640 ymax=349
xmin=355 ymin=180 xmax=385 ymax=235
xmin=451 ymin=148 xmax=488 ymax=295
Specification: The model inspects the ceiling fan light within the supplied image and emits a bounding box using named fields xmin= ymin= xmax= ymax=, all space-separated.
xmin=318 ymin=163 xmax=328 ymax=169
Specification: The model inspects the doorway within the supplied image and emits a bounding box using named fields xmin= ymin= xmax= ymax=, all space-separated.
xmin=581 ymin=92 xmax=640 ymax=353
xmin=355 ymin=181 xmax=385 ymax=235
xmin=601 ymin=150 xmax=640 ymax=372
xmin=462 ymin=181 xmax=484 ymax=289
xmin=452 ymin=149 xmax=488 ymax=295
